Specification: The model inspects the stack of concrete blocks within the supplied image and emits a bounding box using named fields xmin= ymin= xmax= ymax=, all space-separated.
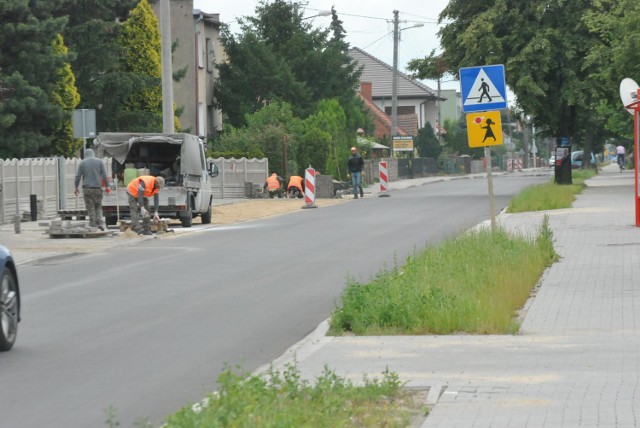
xmin=315 ymin=174 xmax=334 ymax=199
xmin=119 ymin=219 xmax=171 ymax=233
xmin=244 ymin=182 xmax=267 ymax=199
xmin=47 ymin=219 xmax=107 ymax=238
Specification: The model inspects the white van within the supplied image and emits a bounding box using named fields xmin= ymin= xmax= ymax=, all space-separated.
xmin=94 ymin=133 xmax=218 ymax=227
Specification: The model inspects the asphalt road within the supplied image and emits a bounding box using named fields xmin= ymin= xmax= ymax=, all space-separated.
xmin=0 ymin=173 xmax=550 ymax=427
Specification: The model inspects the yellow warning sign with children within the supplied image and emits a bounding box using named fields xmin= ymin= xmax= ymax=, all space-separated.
xmin=466 ymin=111 xmax=503 ymax=148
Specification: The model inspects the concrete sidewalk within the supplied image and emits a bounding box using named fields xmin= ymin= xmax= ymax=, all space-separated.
xmin=262 ymin=163 xmax=640 ymax=428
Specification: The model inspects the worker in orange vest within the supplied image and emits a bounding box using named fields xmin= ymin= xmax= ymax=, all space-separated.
xmin=127 ymin=175 xmax=165 ymax=235
xmin=264 ymin=173 xmax=284 ymax=198
xmin=263 ymin=173 xmax=284 ymax=198
xmin=287 ymin=175 xmax=304 ymax=198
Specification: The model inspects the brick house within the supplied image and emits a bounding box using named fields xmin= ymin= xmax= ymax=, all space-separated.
xmin=348 ymin=47 xmax=443 ymax=140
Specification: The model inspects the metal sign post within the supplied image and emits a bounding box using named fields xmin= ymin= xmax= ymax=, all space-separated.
xmin=72 ymin=109 xmax=97 ymax=155
xmin=462 ymin=65 xmax=508 ymax=234
xmin=620 ymin=79 xmax=640 ymax=227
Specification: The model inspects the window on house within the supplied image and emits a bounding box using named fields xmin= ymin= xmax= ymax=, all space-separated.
xmin=385 ymin=106 xmax=415 ymax=116
xmin=198 ymin=102 xmax=205 ymax=137
xmin=206 ymin=38 xmax=215 ymax=74
xmin=197 ymin=32 xmax=204 ymax=69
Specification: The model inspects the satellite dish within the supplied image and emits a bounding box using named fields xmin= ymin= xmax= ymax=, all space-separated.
xmin=620 ymin=78 xmax=639 ymax=115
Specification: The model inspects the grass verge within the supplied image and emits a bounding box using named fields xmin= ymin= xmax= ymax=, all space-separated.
xmin=164 ymin=364 xmax=426 ymax=427
xmin=507 ymin=169 xmax=596 ymax=213
xmin=329 ymin=216 xmax=557 ymax=335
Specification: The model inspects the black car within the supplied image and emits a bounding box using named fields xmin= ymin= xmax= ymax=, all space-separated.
xmin=0 ymin=245 xmax=20 ymax=351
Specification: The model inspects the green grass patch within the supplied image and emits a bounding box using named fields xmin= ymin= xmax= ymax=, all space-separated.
xmin=329 ymin=217 xmax=557 ymax=335
xmin=508 ymin=169 xmax=596 ymax=213
xmin=164 ymin=364 xmax=426 ymax=427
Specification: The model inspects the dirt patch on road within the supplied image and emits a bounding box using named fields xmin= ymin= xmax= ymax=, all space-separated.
xmin=212 ymin=198 xmax=348 ymax=225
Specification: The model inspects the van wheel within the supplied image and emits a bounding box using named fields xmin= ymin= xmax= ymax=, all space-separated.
xmin=105 ymin=216 xmax=118 ymax=226
xmin=201 ymin=205 xmax=212 ymax=224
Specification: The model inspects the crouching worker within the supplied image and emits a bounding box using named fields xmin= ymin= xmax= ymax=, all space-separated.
xmin=127 ymin=175 xmax=164 ymax=235
xmin=264 ymin=173 xmax=284 ymax=198
xmin=287 ymin=175 xmax=304 ymax=198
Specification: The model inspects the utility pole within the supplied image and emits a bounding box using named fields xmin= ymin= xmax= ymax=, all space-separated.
xmin=391 ymin=9 xmax=399 ymax=155
xmin=523 ymin=118 xmax=530 ymax=168
xmin=436 ymin=76 xmax=442 ymax=145
xmin=160 ymin=0 xmax=174 ymax=134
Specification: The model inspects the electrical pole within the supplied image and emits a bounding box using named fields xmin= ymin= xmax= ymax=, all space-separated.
xmin=523 ymin=118 xmax=530 ymax=168
xmin=391 ymin=10 xmax=399 ymax=155
xmin=160 ymin=0 xmax=174 ymax=134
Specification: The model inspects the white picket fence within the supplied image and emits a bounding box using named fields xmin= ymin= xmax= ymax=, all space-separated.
xmin=0 ymin=156 xmax=269 ymax=225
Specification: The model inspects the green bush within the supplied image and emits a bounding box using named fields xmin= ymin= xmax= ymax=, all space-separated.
xmin=165 ymin=364 xmax=425 ymax=427
xmin=330 ymin=219 xmax=557 ymax=335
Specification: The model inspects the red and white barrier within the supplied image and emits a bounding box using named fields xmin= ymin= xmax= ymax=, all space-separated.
xmin=378 ymin=161 xmax=390 ymax=197
xmin=303 ymin=167 xmax=317 ymax=208
xmin=507 ymin=159 xmax=523 ymax=172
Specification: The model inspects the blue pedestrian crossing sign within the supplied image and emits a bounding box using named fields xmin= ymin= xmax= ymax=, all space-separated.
xmin=460 ymin=64 xmax=507 ymax=112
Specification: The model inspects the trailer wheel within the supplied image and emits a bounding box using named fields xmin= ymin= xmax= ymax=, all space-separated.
xmin=180 ymin=210 xmax=193 ymax=227
xmin=180 ymin=193 xmax=194 ymax=227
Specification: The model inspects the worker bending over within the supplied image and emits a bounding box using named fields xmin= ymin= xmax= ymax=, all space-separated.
xmin=287 ymin=175 xmax=304 ymax=198
xmin=127 ymin=175 xmax=164 ymax=235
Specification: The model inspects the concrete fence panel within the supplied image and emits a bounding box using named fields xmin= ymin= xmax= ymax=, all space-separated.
xmin=0 ymin=156 xmax=268 ymax=225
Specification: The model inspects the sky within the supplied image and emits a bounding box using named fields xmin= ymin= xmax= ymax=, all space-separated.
xmin=193 ymin=0 xmax=458 ymax=91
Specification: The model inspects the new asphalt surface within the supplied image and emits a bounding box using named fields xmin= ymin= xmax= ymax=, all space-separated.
xmin=2 ymin=163 xmax=637 ymax=427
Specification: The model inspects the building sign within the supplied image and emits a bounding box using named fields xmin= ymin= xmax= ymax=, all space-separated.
xmin=392 ymin=136 xmax=414 ymax=152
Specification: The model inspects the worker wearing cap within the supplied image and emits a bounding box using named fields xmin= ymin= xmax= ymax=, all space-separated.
xmin=347 ymin=146 xmax=364 ymax=199
xmin=127 ymin=175 xmax=164 ymax=235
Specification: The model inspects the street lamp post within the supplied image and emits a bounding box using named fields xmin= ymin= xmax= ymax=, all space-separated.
xmin=160 ymin=0 xmax=174 ymax=134
xmin=302 ymin=10 xmax=331 ymax=20
xmin=391 ymin=11 xmax=423 ymax=155
xmin=391 ymin=10 xmax=400 ymax=142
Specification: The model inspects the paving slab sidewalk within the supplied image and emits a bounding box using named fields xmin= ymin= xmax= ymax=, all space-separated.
xmin=262 ymin=164 xmax=640 ymax=428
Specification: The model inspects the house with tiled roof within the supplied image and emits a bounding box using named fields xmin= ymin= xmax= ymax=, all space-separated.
xmin=348 ymin=47 xmax=443 ymax=140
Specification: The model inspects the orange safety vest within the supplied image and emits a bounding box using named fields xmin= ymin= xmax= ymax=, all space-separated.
xmin=287 ymin=176 xmax=303 ymax=192
xmin=266 ymin=174 xmax=281 ymax=191
xmin=128 ymin=176 xmax=160 ymax=198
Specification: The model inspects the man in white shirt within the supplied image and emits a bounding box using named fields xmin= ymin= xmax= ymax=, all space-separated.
xmin=616 ymin=145 xmax=626 ymax=170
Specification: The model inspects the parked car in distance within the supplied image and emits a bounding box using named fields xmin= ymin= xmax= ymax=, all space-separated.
xmin=549 ymin=154 xmax=556 ymax=167
xmin=0 ymin=245 xmax=20 ymax=351
xmin=571 ymin=151 xmax=597 ymax=169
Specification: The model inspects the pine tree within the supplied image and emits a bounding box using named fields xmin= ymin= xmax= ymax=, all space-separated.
xmin=0 ymin=1 xmax=68 ymax=158
xmin=118 ymin=0 xmax=163 ymax=131
xmin=50 ymin=34 xmax=81 ymax=157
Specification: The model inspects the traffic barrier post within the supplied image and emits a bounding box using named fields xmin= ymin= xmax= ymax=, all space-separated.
xmin=378 ymin=161 xmax=390 ymax=197
xmin=302 ymin=167 xmax=317 ymax=209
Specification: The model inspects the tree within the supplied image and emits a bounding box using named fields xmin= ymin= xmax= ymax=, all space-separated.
xmin=212 ymin=101 xmax=303 ymax=176
xmin=438 ymin=0 xmax=605 ymax=155
xmin=583 ymin=0 xmax=640 ymax=141
xmin=414 ymin=123 xmax=442 ymax=159
xmin=214 ymin=0 xmax=362 ymax=128
xmin=59 ymin=0 xmax=161 ymax=132
xmin=301 ymin=99 xmax=348 ymax=177
xmin=50 ymin=34 xmax=81 ymax=157
xmin=118 ymin=0 xmax=163 ymax=131
xmin=0 ymin=0 xmax=68 ymax=158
